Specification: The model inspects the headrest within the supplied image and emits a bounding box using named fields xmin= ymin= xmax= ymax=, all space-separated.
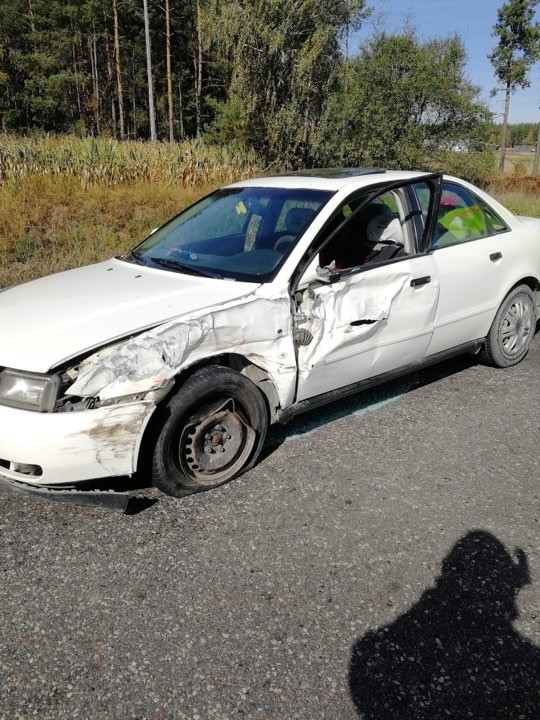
xmin=366 ymin=214 xmax=403 ymax=245
xmin=284 ymin=207 xmax=316 ymax=234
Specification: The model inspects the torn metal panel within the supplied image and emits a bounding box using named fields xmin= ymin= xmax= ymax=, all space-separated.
xmin=66 ymin=292 xmax=297 ymax=411
xmin=68 ymin=319 xmax=209 ymax=401
xmin=297 ymin=269 xmax=411 ymax=375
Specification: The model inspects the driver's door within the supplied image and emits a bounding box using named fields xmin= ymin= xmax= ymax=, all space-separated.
xmin=294 ymin=176 xmax=442 ymax=402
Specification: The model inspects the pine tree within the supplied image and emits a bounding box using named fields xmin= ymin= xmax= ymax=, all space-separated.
xmin=489 ymin=0 xmax=540 ymax=172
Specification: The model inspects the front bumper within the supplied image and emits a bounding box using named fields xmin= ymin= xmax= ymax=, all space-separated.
xmin=0 ymin=400 xmax=155 ymax=486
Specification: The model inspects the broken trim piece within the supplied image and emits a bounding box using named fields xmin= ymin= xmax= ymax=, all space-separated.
xmin=0 ymin=474 xmax=132 ymax=512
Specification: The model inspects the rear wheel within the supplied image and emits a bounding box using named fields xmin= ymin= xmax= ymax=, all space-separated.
xmin=481 ymin=285 xmax=536 ymax=368
xmin=151 ymin=366 xmax=268 ymax=497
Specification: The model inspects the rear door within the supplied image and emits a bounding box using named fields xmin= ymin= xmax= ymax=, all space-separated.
xmin=414 ymin=181 xmax=517 ymax=356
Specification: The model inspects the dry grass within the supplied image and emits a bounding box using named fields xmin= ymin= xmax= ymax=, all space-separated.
xmin=1 ymin=138 xmax=538 ymax=289
xmin=0 ymin=135 xmax=263 ymax=288
xmin=0 ymin=176 xmax=217 ymax=287
xmin=489 ymin=176 xmax=540 ymax=218
xmin=501 ymin=150 xmax=535 ymax=177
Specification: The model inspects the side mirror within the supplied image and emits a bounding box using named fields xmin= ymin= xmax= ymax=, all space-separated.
xmin=316 ymin=265 xmax=340 ymax=281
xmin=299 ymin=258 xmax=340 ymax=287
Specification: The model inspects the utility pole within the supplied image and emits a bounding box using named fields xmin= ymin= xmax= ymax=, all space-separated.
xmin=533 ymin=116 xmax=540 ymax=175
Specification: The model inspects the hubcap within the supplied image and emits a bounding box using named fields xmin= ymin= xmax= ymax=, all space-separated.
xmin=178 ymin=400 xmax=256 ymax=487
xmin=500 ymin=297 xmax=533 ymax=357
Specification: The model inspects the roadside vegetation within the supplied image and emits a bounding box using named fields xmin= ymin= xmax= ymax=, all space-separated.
xmin=0 ymin=136 xmax=261 ymax=287
xmin=0 ymin=136 xmax=538 ymax=290
xmin=0 ymin=174 xmax=219 ymax=288
xmin=0 ymin=1 xmax=538 ymax=288
xmin=491 ymin=175 xmax=540 ymax=216
xmin=0 ymin=135 xmax=259 ymax=187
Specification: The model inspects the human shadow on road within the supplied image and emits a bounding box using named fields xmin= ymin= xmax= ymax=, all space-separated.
xmin=349 ymin=531 xmax=540 ymax=719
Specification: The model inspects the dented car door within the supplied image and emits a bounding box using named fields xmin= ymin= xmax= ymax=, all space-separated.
xmin=293 ymin=176 xmax=442 ymax=402
xmin=294 ymin=257 xmax=440 ymax=400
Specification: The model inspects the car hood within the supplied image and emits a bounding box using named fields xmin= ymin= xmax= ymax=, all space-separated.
xmin=0 ymin=258 xmax=259 ymax=372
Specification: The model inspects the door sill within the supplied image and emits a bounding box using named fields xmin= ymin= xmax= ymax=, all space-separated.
xmin=278 ymin=339 xmax=484 ymax=423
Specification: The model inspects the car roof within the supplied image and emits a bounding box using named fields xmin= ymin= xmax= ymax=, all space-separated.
xmin=226 ymin=168 xmax=431 ymax=192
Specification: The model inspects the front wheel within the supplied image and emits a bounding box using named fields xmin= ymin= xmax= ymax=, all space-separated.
xmin=152 ymin=367 xmax=268 ymax=497
xmin=481 ymin=285 xmax=536 ymax=368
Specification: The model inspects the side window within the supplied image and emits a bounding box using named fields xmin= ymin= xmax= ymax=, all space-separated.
xmin=412 ymin=181 xmax=508 ymax=249
xmin=319 ymin=189 xmax=409 ymax=270
xmin=414 ymin=182 xmax=431 ymax=222
xmin=476 ymin=197 xmax=509 ymax=235
xmin=434 ymin=183 xmax=488 ymax=248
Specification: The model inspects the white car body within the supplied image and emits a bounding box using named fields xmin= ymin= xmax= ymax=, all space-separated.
xmin=1 ymin=169 xmax=539 ymax=494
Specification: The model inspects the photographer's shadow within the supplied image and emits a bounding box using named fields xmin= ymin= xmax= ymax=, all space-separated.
xmin=349 ymin=531 xmax=540 ymax=719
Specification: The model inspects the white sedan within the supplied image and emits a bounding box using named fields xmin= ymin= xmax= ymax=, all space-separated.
xmin=1 ymin=169 xmax=539 ymax=500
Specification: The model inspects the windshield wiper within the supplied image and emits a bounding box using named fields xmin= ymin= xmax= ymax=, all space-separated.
xmin=120 ymin=250 xmax=148 ymax=266
xmin=148 ymin=256 xmax=222 ymax=279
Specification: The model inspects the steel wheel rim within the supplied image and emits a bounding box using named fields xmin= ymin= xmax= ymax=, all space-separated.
xmin=500 ymin=296 xmax=534 ymax=358
xmin=177 ymin=400 xmax=256 ymax=487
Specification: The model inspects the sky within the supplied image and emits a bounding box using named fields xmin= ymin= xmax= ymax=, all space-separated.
xmin=354 ymin=0 xmax=540 ymax=124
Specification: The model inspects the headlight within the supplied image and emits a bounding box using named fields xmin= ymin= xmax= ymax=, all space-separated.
xmin=0 ymin=369 xmax=60 ymax=412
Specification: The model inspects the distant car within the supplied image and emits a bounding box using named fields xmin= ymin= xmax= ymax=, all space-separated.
xmin=1 ymin=169 xmax=539 ymax=499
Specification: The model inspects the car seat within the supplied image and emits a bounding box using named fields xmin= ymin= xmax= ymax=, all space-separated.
xmin=273 ymin=206 xmax=317 ymax=253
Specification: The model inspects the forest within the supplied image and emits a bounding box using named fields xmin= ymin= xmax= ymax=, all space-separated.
xmin=0 ymin=0 xmax=496 ymax=169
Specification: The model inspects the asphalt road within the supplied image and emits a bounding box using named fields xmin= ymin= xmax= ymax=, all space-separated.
xmin=1 ymin=343 xmax=539 ymax=719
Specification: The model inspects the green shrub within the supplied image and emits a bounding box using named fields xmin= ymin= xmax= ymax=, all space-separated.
xmin=424 ymin=150 xmax=496 ymax=188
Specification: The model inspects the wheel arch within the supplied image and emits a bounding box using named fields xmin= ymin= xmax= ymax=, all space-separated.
xmin=507 ymin=276 xmax=539 ymax=295
xmin=504 ymin=276 xmax=540 ymax=317
xmin=134 ymin=353 xmax=279 ymax=478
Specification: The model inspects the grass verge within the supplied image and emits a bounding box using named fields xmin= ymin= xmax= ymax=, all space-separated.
xmin=0 ymin=176 xmax=219 ymax=288
xmin=1 ymin=170 xmax=539 ymax=290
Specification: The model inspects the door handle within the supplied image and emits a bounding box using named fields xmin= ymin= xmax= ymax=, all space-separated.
xmin=490 ymin=252 xmax=502 ymax=262
xmin=410 ymin=276 xmax=431 ymax=287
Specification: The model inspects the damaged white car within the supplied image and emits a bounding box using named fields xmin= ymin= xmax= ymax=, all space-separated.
xmin=1 ymin=169 xmax=539 ymax=499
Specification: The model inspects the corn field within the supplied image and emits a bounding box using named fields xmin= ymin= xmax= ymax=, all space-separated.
xmin=0 ymin=136 xmax=262 ymax=188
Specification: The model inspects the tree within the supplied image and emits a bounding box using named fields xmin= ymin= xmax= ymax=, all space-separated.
xmin=142 ymin=0 xmax=157 ymax=140
xmin=193 ymin=0 xmax=203 ymax=138
xmin=165 ymin=0 xmax=173 ymax=141
xmin=318 ymin=32 xmax=491 ymax=170
xmin=112 ymin=0 xmax=125 ymax=138
xmin=489 ymin=0 xmax=540 ymax=172
xmin=534 ymin=120 xmax=540 ymax=174
xmin=204 ymin=0 xmax=369 ymax=165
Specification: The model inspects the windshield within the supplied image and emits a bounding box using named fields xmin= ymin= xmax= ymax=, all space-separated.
xmin=130 ymin=187 xmax=333 ymax=282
